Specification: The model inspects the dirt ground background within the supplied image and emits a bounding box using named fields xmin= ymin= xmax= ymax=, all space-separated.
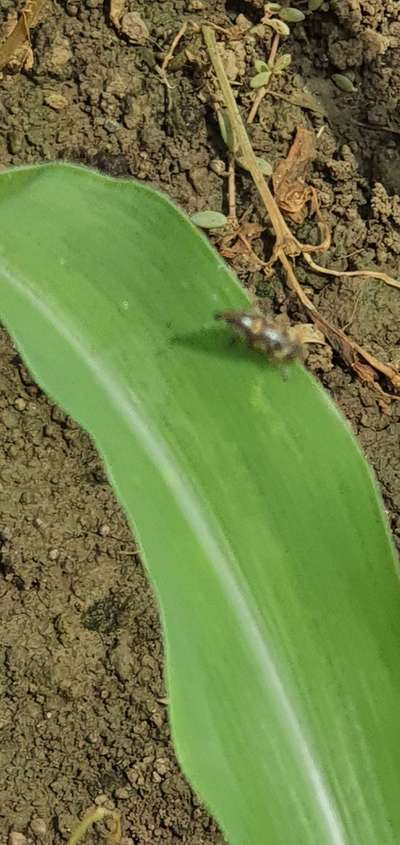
xmin=0 ymin=0 xmax=400 ymax=842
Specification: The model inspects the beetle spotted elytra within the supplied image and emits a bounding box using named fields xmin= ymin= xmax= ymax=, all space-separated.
xmin=215 ymin=310 xmax=303 ymax=365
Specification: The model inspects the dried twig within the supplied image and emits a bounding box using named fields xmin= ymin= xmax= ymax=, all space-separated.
xmin=303 ymin=252 xmax=400 ymax=291
xmin=66 ymin=807 xmax=121 ymax=845
xmin=202 ymin=25 xmax=400 ymax=394
xmin=160 ymin=21 xmax=188 ymax=73
xmin=352 ymin=120 xmax=400 ymax=137
xmin=156 ymin=20 xmax=188 ymax=111
xmin=272 ymin=126 xmax=319 ymax=225
xmin=204 ymin=27 xmax=316 ymax=260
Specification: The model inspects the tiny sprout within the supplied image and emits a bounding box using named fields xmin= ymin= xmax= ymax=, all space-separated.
xmin=236 ymin=156 xmax=273 ymax=176
xmin=217 ymin=109 xmax=236 ymax=152
xmin=254 ymin=59 xmax=270 ymax=73
xmin=308 ymin=0 xmax=324 ymax=9
xmin=264 ymin=17 xmax=290 ymax=35
xmin=331 ymin=73 xmax=357 ymax=93
xmin=278 ymin=7 xmax=305 ymax=21
xmin=264 ymin=2 xmax=282 ymax=12
xmin=273 ymin=52 xmax=292 ymax=74
xmin=191 ymin=210 xmax=228 ymax=229
xmin=255 ymin=157 xmax=273 ymax=176
xmin=250 ymin=70 xmax=272 ymax=89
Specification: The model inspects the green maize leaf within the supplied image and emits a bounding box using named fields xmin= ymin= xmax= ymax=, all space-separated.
xmin=0 ymin=163 xmax=400 ymax=845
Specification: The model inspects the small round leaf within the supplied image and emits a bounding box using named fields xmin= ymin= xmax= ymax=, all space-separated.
xmin=190 ymin=210 xmax=228 ymax=229
xmin=250 ymin=70 xmax=272 ymax=89
xmin=331 ymin=73 xmax=358 ymax=93
xmin=278 ymin=7 xmax=305 ymax=21
xmin=254 ymin=59 xmax=270 ymax=73
xmin=265 ymin=17 xmax=291 ymax=35
xmin=273 ymin=52 xmax=292 ymax=74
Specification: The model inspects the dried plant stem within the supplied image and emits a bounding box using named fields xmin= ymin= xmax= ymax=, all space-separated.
xmin=227 ymin=155 xmax=237 ymax=224
xmin=303 ymin=252 xmax=400 ymax=291
xmin=202 ymin=24 xmax=400 ymax=394
xmin=161 ymin=21 xmax=188 ymax=73
xmin=280 ymin=253 xmax=400 ymax=389
xmin=203 ymin=26 xmax=291 ymax=249
xmin=66 ymin=808 xmax=121 ymax=845
xmin=203 ymin=26 xmax=332 ymax=262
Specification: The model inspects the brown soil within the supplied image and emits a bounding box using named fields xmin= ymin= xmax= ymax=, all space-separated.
xmin=0 ymin=0 xmax=399 ymax=842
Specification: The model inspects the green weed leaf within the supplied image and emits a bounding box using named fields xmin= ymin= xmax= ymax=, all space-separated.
xmin=250 ymin=70 xmax=272 ymax=88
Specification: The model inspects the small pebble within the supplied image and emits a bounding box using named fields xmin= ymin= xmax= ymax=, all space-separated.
xmin=14 ymin=398 xmax=26 ymax=411
xmin=114 ymin=787 xmax=129 ymax=800
xmin=94 ymin=795 xmax=115 ymax=810
xmin=44 ymin=423 xmax=57 ymax=438
xmin=120 ymin=12 xmax=149 ymax=44
xmin=8 ymin=130 xmax=24 ymax=155
xmin=3 ymin=410 xmax=19 ymax=430
xmin=103 ymin=118 xmax=120 ymax=134
xmin=47 ymin=38 xmax=73 ymax=73
xmin=210 ymin=159 xmax=225 ymax=176
xmin=99 ymin=524 xmax=111 ymax=537
xmin=30 ymin=818 xmax=47 ymax=837
xmin=154 ymin=757 xmax=169 ymax=775
xmin=49 ymin=548 xmax=60 ymax=561
xmin=9 ymin=833 xmax=27 ymax=845
xmin=51 ymin=406 xmax=65 ymax=423
xmin=44 ymin=92 xmax=69 ymax=111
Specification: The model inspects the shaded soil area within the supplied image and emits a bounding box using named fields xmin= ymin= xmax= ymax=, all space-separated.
xmin=0 ymin=0 xmax=400 ymax=842
xmin=0 ymin=334 xmax=223 ymax=845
